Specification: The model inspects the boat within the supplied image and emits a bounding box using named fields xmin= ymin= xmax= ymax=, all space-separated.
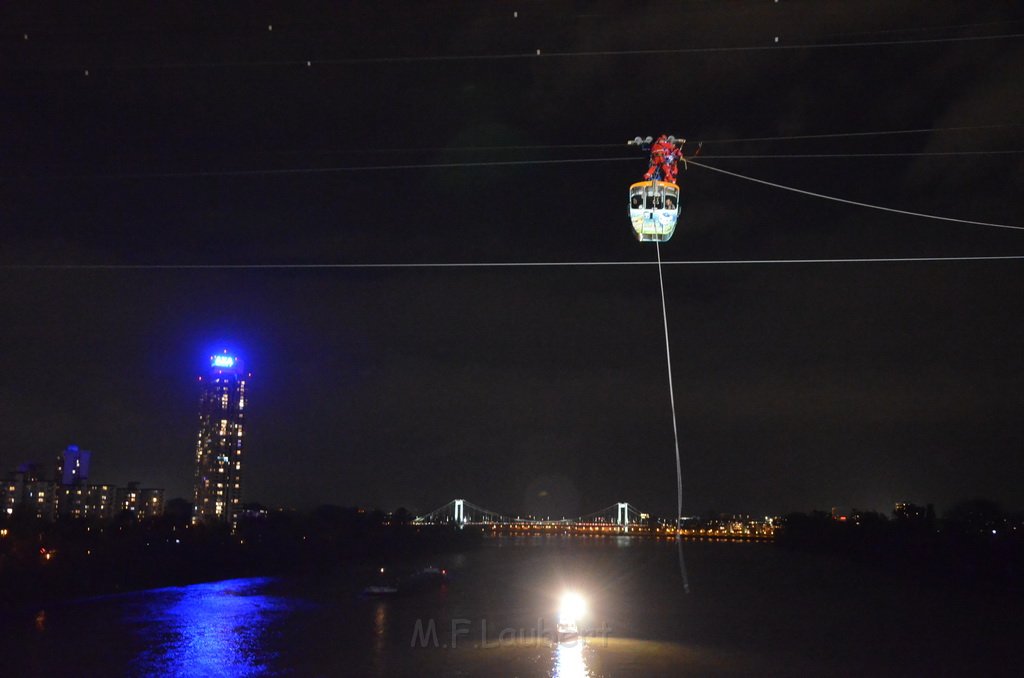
xmin=556 ymin=592 xmax=585 ymax=643
xmin=556 ymin=619 xmax=579 ymax=642
xmin=361 ymin=564 xmax=448 ymax=596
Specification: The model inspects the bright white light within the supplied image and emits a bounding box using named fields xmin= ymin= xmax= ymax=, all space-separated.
xmin=559 ymin=592 xmax=586 ymax=625
xmin=212 ymin=355 xmax=235 ymax=368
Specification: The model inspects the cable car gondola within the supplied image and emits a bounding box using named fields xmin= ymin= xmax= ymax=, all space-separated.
xmin=627 ymin=135 xmax=693 ymax=243
xmin=629 ymin=179 xmax=680 ymax=243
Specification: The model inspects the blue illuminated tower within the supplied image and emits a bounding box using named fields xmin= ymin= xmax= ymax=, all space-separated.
xmin=56 ymin=445 xmax=91 ymax=485
xmin=192 ymin=351 xmax=249 ymax=524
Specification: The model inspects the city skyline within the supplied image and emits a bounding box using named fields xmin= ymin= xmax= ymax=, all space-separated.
xmin=1 ymin=335 xmax=1022 ymax=518
xmin=0 ymin=444 xmax=164 ymax=521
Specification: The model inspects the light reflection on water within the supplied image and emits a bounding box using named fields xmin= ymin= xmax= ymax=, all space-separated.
xmin=133 ymin=577 xmax=284 ymax=678
xmin=552 ymin=640 xmax=590 ymax=677
xmin=372 ymin=599 xmax=389 ymax=674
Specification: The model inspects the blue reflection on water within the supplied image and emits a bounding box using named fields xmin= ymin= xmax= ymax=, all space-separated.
xmin=132 ymin=577 xmax=285 ymax=677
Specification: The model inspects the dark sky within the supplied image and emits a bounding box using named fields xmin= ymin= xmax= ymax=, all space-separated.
xmin=2 ymin=2 xmax=1023 ymax=518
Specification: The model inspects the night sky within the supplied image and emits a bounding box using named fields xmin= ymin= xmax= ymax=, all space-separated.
xmin=2 ymin=2 xmax=1023 ymax=518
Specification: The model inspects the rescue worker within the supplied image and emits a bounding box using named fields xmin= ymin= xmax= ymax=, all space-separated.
xmin=644 ymin=135 xmax=684 ymax=183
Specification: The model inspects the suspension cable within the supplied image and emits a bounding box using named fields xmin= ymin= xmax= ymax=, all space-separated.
xmin=13 ymin=148 xmax=1022 ymax=181
xmin=20 ymin=156 xmax=635 ymax=180
xmin=700 ymin=150 xmax=1024 ymax=159
xmin=578 ymin=503 xmax=623 ymax=520
xmin=190 ymin=122 xmax=1015 ymax=158
xmin=257 ymin=123 xmax=1024 ymax=155
xmin=701 ymin=123 xmax=1020 ymax=144
xmin=16 ymin=31 xmax=1024 ymax=72
xmin=5 ymin=254 xmax=1024 ymax=271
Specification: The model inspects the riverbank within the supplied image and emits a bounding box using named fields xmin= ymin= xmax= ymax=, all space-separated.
xmin=0 ymin=509 xmax=481 ymax=611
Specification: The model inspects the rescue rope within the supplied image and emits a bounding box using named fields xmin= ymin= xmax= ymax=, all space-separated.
xmin=688 ymin=160 xmax=1024 ymax=232
xmin=656 ymin=242 xmax=690 ymax=593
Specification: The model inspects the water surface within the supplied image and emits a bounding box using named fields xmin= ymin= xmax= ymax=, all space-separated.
xmin=3 ymin=536 xmax=1019 ymax=676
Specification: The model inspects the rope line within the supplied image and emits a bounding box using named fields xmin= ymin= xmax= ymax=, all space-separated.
xmin=702 ymin=123 xmax=1020 ymax=144
xmin=825 ymin=18 xmax=1024 ymax=39
xmin=689 ymin=160 xmax=1024 ymax=232
xmin=13 ymin=148 xmax=1022 ymax=181
xmin=656 ymin=242 xmax=690 ymax=593
xmin=700 ymin=150 xmax=1024 ymax=159
xmin=211 ymin=124 xmax=1024 ymax=156
xmin=14 ymin=32 xmax=1024 ymax=71
xmin=22 ymin=156 xmax=636 ymax=180
xmin=4 ymin=254 xmax=1024 ymax=271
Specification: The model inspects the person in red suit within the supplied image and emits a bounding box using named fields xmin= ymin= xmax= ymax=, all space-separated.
xmin=644 ymin=135 xmax=685 ymax=183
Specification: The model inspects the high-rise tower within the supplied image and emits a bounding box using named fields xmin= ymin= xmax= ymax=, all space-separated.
xmin=56 ymin=445 xmax=91 ymax=486
xmin=192 ymin=351 xmax=248 ymax=524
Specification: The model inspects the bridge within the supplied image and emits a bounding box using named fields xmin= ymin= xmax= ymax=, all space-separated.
xmin=413 ymin=499 xmax=649 ymax=531
xmin=411 ymin=498 xmax=775 ymax=539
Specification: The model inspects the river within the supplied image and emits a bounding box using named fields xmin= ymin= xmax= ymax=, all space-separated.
xmin=1 ymin=535 xmax=1019 ymax=676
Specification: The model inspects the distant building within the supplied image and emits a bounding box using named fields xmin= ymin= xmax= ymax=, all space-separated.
xmin=138 ymin=488 xmax=165 ymax=519
xmin=831 ymin=506 xmax=853 ymax=522
xmin=894 ymin=502 xmax=925 ymax=520
xmin=116 ymin=482 xmax=139 ymax=515
xmin=56 ymin=445 xmax=91 ymax=486
xmin=193 ymin=351 xmax=249 ymax=524
xmin=57 ymin=484 xmax=88 ymax=519
xmin=54 ymin=445 xmax=93 ymax=518
xmin=117 ymin=482 xmax=164 ymax=519
xmin=237 ymin=503 xmax=269 ymax=520
xmin=22 ymin=467 xmax=56 ymax=520
xmin=0 ymin=463 xmax=51 ymax=517
xmin=0 ymin=477 xmax=17 ymax=516
xmin=0 ymin=463 xmax=56 ymax=520
xmin=84 ymin=484 xmax=118 ymax=520
xmin=0 ymin=450 xmax=160 ymax=522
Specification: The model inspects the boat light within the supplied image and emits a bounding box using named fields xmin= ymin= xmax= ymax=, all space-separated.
xmin=559 ymin=592 xmax=586 ymax=625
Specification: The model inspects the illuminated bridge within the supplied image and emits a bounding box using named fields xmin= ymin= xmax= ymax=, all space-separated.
xmin=411 ymin=499 xmax=775 ymax=539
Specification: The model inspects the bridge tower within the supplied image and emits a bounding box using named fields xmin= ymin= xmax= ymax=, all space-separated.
xmin=617 ymin=502 xmax=629 ymax=533
xmin=454 ymin=498 xmax=466 ymax=524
